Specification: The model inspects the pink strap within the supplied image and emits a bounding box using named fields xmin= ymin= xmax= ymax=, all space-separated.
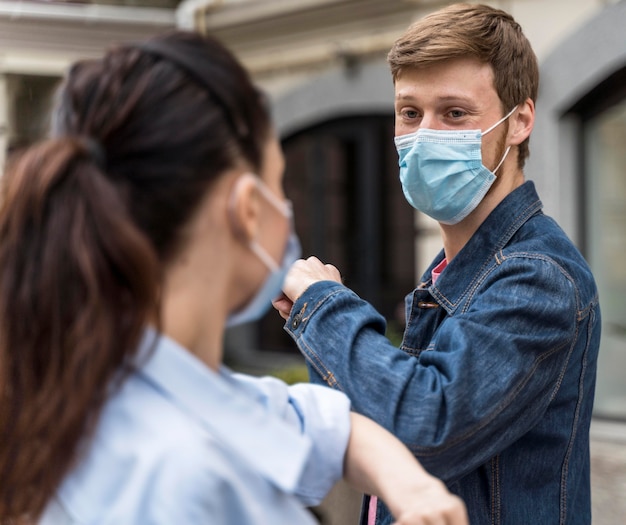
xmin=367 ymin=495 xmax=378 ymax=525
xmin=431 ymin=258 xmax=448 ymax=285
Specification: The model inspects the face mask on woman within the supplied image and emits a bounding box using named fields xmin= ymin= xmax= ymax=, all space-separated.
xmin=226 ymin=178 xmax=301 ymax=327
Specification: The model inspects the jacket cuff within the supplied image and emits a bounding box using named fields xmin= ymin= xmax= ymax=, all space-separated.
xmin=285 ymin=280 xmax=346 ymax=336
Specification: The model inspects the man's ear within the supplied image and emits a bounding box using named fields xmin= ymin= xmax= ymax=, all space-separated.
xmin=509 ymin=98 xmax=535 ymax=146
xmin=227 ymin=174 xmax=260 ymax=242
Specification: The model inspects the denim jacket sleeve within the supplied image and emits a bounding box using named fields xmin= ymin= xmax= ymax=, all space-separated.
xmin=283 ymin=252 xmax=584 ymax=483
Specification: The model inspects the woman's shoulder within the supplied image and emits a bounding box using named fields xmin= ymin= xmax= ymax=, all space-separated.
xmin=52 ymin=377 xmax=314 ymax=524
xmin=51 ymin=371 xmax=225 ymax=521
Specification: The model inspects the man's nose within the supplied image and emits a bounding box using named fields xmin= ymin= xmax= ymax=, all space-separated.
xmin=419 ymin=112 xmax=438 ymax=130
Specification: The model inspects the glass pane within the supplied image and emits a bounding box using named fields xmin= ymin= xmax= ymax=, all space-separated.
xmin=7 ymin=74 xmax=60 ymax=154
xmin=585 ymin=99 xmax=626 ymax=419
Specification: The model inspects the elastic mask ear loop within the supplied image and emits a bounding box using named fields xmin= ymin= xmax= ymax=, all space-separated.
xmin=249 ymin=240 xmax=280 ymax=272
xmin=228 ymin=173 xmax=291 ymax=273
xmin=482 ymin=105 xmax=518 ymax=136
xmin=482 ymin=105 xmax=517 ymax=174
xmin=251 ymin=177 xmax=293 ymax=272
xmin=492 ymin=146 xmax=511 ymax=174
xmin=254 ymin=177 xmax=292 ymax=219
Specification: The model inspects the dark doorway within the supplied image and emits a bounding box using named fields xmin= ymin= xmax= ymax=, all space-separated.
xmin=257 ymin=114 xmax=416 ymax=354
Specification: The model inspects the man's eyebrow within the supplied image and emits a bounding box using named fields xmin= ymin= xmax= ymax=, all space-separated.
xmin=395 ymin=93 xmax=416 ymax=101
xmin=394 ymin=93 xmax=475 ymax=103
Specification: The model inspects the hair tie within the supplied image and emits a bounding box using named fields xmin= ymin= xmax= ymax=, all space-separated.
xmin=83 ymin=137 xmax=107 ymax=171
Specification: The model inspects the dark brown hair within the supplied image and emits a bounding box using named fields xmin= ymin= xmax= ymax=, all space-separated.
xmin=0 ymin=31 xmax=271 ymax=520
xmin=388 ymin=3 xmax=539 ymax=168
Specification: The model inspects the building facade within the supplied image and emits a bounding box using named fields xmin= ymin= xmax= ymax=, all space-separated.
xmin=1 ymin=0 xmax=625 ymax=522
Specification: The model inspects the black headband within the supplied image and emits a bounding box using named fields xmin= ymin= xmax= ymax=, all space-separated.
xmin=136 ymin=40 xmax=248 ymax=138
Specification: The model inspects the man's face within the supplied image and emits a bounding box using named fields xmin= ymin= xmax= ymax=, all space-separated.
xmin=394 ymin=57 xmax=509 ymax=172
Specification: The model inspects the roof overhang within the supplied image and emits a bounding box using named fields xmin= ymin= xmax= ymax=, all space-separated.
xmin=176 ymin=0 xmax=449 ymax=77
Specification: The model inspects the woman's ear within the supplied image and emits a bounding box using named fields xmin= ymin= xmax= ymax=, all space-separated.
xmin=227 ymin=173 xmax=260 ymax=242
xmin=509 ymin=98 xmax=535 ymax=146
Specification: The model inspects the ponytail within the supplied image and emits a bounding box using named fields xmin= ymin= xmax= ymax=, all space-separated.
xmin=0 ymin=138 xmax=160 ymax=519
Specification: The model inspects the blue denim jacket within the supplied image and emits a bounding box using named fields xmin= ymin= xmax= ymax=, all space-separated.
xmin=284 ymin=181 xmax=601 ymax=524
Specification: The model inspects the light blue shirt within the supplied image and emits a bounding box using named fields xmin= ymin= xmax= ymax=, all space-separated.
xmin=40 ymin=329 xmax=352 ymax=524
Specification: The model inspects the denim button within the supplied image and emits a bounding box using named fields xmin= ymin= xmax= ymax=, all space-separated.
xmin=292 ymin=314 xmax=302 ymax=329
xmin=417 ymin=301 xmax=439 ymax=309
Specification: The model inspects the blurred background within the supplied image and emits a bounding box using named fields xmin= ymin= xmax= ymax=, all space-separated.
xmin=1 ymin=0 xmax=625 ymax=522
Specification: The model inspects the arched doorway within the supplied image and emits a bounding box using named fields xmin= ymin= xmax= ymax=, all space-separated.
xmin=225 ymin=58 xmax=418 ymax=369
xmin=256 ymin=113 xmax=415 ymax=355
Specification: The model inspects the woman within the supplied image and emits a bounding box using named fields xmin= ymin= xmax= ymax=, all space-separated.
xmin=0 ymin=31 xmax=467 ymax=525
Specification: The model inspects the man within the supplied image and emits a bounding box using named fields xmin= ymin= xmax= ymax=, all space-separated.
xmin=273 ymin=3 xmax=601 ymax=524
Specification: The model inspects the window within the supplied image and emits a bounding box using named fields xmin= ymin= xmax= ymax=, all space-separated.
xmin=579 ymin=69 xmax=626 ymax=420
xmin=6 ymin=74 xmax=60 ymax=155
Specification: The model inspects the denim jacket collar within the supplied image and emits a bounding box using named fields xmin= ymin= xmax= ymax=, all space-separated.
xmin=427 ymin=181 xmax=543 ymax=314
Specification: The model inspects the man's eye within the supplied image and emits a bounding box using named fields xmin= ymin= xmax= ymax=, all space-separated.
xmin=403 ymin=110 xmax=419 ymax=119
xmin=449 ymin=110 xmax=466 ymax=118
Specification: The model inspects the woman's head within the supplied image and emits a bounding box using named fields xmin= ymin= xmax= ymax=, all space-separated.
xmin=0 ymin=30 xmax=275 ymax=520
xmin=53 ymin=30 xmax=273 ymax=262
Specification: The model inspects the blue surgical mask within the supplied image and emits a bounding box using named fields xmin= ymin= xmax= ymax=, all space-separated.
xmin=226 ymin=179 xmax=301 ymax=328
xmin=394 ymin=106 xmax=517 ymax=224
